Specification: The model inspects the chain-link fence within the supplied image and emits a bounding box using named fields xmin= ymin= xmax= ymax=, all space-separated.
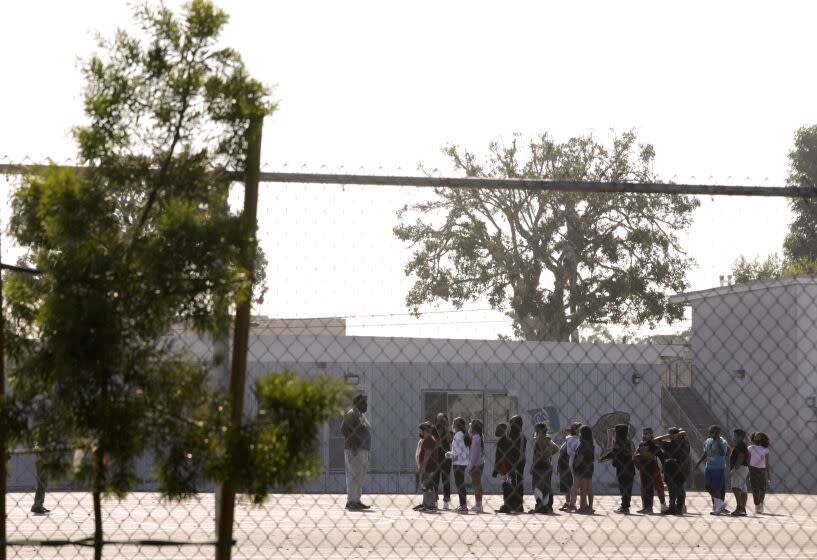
xmin=2 ymin=161 xmax=817 ymax=559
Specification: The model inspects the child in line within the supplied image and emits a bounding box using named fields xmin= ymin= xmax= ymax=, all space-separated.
xmin=634 ymin=427 xmax=659 ymax=514
xmin=417 ymin=421 xmax=439 ymax=512
xmin=636 ymin=427 xmax=669 ymax=514
xmin=573 ymin=425 xmax=595 ymax=514
xmin=695 ymin=425 xmax=731 ymax=515
xmin=747 ymin=432 xmax=771 ymax=514
xmin=435 ymin=414 xmax=453 ymax=510
xmin=560 ymin=422 xmax=582 ymax=512
xmin=413 ymin=425 xmax=425 ymax=511
xmin=493 ymin=423 xmax=512 ymax=513
xmin=449 ymin=417 xmax=471 ymax=513
xmin=529 ymin=422 xmax=559 ymax=514
xmin=600 ymin=424 xmax=635 ymax=514
xmin=468 ymin=420 xmax=485 ymax=513
xmin=729 ymin=428 xmax=749 ymax=516
xmin=506 ymin=415 xmax=527 ymax=513
xmin=557 ymin=427 xmax=572 ymax=512
xmin=658 ymin=427 xmax=690 ymax=515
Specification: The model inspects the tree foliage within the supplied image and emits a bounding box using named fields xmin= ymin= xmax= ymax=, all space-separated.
xmin=205 ymin=370 xmax=349 ymax=502
xmin=731 ymin=253 xmax=784 ymax=283
xmin=731 ymin=253 xmax=817 ymax=284
xmin=394 ymin=131 xmax=699 ymax=341
xmin=784 ymin=125 xmax=817 ymax=262
xmin=3 ymin=0 xmax=342 ymax=502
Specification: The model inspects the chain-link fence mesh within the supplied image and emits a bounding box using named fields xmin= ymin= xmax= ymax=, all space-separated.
xmin=2 ymin=163 xmax=817 ymax=559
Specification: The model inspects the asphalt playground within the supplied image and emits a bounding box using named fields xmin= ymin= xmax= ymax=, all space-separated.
xmin=5 ymin=491 xmax=817 ymax=559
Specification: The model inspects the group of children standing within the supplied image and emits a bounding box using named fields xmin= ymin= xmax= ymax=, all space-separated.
xmin=415 ymin=415 xmax=772 ymax=517
xmin=695 ymin=427 xmax=772 ymax=516
xmin=416 ymin=414 xmax=485 ymax=513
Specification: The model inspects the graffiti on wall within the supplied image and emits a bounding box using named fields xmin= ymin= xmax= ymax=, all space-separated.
xmin=526 ymin=407 xmax=561 ymax=435
xmin=590 ymin=411 xmax=636 ymax=448
xmin=527 ymin=407 xmax=636 ymax=448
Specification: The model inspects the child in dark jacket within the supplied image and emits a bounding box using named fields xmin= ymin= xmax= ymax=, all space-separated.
xmin=601 ymin=424 xmax=635 ymax=514
xmin=493 ymin=423 xmax=512 ymax=513
xmin=659 ymin=427 xmax=690 ymax=515
xmin=506 ymin=415 xmax=527 ymax=513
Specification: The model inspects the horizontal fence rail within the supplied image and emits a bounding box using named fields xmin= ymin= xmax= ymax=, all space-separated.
xmin=2 ymin=163 xmax=816 ymax=197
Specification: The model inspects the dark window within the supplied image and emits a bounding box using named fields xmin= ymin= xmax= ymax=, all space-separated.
xmin=327 ymin=417 xmax=345 ymax=471
xmin=421 ymin=390 xmax=517 ymax=441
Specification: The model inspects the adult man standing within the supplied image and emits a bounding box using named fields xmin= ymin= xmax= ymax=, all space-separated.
xmin=340 ymin=394 xmax=371 ymax=511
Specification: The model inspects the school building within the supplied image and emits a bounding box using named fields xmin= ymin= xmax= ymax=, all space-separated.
xmin=667 ymin=275 xmax=817 ymax=494
xmin=227 ymin=334 xmax=674 ymax=494
xmin=13 ymin=271 xmax=816 ymax=496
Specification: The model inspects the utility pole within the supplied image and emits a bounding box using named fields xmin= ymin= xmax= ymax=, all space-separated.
xmin=215 ymin=115 xmax=263 ymax=560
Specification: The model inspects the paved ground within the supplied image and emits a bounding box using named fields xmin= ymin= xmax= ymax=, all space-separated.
xmin=6 ymin=491 xmax=817 ymax=559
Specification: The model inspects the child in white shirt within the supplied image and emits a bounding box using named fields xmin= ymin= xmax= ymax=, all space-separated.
xmin=747 ymin=432 xmax=771 ymax=514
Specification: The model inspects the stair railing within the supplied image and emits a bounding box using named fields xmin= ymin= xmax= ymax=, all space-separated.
xmin=662 ymin=387 xmax=707 ymax=452
xmin=661 ymin=386 xmax=708 ymax=488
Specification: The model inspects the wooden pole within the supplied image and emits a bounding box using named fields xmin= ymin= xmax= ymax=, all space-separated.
xmin=215 ymin=115 xmax=263 ymax=560
xmin=1 ymin=221 xmax=7 ymax=560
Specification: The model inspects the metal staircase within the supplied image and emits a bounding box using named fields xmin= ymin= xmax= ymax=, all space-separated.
xmin=662 ymin=386 xmax=725 ymax=489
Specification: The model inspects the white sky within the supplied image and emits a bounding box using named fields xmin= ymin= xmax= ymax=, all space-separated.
xmin=2 ymin=1 xmax=816 ymax=339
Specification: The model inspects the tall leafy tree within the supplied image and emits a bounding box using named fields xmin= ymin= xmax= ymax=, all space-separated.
xmin=731 ymin=254 xmax=783 ymax=283
xmin=394 ymin=131 xmax=699 ymax=341
xmin=4 ymin=0 xmax=346 ymax=520
xmin=784 ymin=125 xmax=817 ymax=262
xmin=730 ymin=253 xmax=817 ymax=283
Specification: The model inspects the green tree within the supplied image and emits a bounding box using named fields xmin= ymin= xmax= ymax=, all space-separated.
xmin=730 ymin=253 xmax=817 ymax=284
xmin=784 ymin=125 xmax=817 ymax=262
xmin=731 ymin=253 xmax=784 ymax=283
xmin=394 ymin=131 xmax=699 ymax=341
xmin=3 ymin=0 xmax=346 ymax=549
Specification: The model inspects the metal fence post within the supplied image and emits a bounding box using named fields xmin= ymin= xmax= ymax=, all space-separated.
xmin=215 ymin=115 xmax=263 ymax=560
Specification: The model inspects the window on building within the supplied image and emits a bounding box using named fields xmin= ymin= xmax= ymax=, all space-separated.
xmin=327 ymin=417 xmax=345 ymax=471
xmin=421 ymin=390 xmax=516 ymax=441
xmin=485 ymin=393 xmax=518 ymax=440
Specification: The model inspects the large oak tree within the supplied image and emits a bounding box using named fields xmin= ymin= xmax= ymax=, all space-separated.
xmin=394 ymin=131 xmax=699 ymax=341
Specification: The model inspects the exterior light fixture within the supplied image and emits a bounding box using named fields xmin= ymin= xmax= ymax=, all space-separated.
xmin=734 ymin=368 xmax=746 ymax=380
xmin=344 ymin=372 xmax=360 ymax=385
xmin=631 ymin=372 xmax=642 ymax=385
xmin=806 ymin=396 xmax=817 ymax=409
